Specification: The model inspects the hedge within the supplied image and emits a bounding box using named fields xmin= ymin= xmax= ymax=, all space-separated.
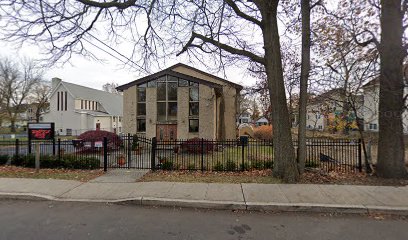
xmin=10 ymin=154 xmax=100 ymax=169
xmin=0 ymin=155 xmax=9 ymax=165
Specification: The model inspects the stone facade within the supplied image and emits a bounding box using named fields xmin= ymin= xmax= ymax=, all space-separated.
xmin=119 ymin=64 xmax=242 ymax=140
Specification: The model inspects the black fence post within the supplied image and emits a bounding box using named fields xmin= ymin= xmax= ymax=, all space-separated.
xmin=103 ymin=137 xmax=108 ymax=172
xmin=57 ymin=138 xmax=61 ymax=161
xmin=28 ymin=137 xmax=32 ymax=154
xmin=358 ymin=138 xmax=362 ymax=172
xmin=15 ymin=139 xmax=19 ymax=159
xmin=201 ymin=138 xmax=204 ymax=172
xmin=151 ymin=137 xmax=157 ymax=171
xmin=127 ymin=133 xmax=131 ymax=169
xmin=52 ymin=138 xmax=56 ymax=156
xmin=241 ymin=138 xmax=245 ymax=171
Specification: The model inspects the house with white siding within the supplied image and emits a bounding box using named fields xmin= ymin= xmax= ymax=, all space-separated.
xmin=362 ymin=78 xmax=408 ymax=133
xmin=42 ymin=78 xmax=123 ymax=136
xmin=306 ymin=89 xmax=363 ymax=131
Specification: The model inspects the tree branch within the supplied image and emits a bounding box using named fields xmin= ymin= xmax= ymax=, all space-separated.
xmin=224 ymin=0 xmax=262 ymax=27
xmin=76 ymin=0 xmax=138 ymax=9
xmin=177 ymin=32 xmax=265 ymax=64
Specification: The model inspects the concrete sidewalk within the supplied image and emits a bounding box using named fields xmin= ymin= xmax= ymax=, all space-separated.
xmin=0 ymin=177 xmax=407 ymax=215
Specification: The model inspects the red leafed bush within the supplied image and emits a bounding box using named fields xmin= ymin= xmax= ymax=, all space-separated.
xmin=78 ymin=130 xmax=122 ymax=150
xmin=180 ymin=138 xmax=214 ymax=153
xmin=253 ymin=125 xmax=273 ymax=140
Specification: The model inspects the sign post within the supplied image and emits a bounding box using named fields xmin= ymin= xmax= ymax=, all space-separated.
xmin=35 ymin=143 xmax=40 ymax=173
xmin=28 ymin=123 xmax=55 ymax=173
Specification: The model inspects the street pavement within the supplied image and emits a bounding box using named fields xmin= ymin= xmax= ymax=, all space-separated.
xmin=0 ymin=170 xmax=408 ymax=215
xmin=0 ymin=200 xmax=407 ymax=240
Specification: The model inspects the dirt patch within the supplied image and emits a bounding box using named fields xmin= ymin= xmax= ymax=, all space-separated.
xmin=0 ymin=166 xmax=104 ymax=182
xmin=139 ymin=169 xmax=408 ymax=186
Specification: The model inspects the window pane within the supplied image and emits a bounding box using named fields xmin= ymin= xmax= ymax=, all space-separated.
xmin=179 ymin=79 xmax=189 ymax=87
xmin=137 ymin=103 xmax=146 ymax=116
xmin=157 ymin=76 xmax=166 ymax=82
xmin=147 ymin=80 xmax=157 ymax=88
xmin=189 ymin=119 xmax=199 ymax=132
xmin=157 ymin=82 xmax=166 ymax=101
xmin=168 ymin=75 xmax=178 ymax=82
xmin=168 ymin=102 xmax=177 ymax=120
xmin=137 ymin=88 xmax=146 ymax=102
xmin=189 ymin=102 xmax=199 ymax=116
xmin=167 ymin=82 xmax=178 ymax=101
xmin=189 ymin=87 xmax=199 ymax=101
xmin=138 ymin=83 xmax=147 ymax=88
xmin=189 ymin=81 xmax=198 ymax=87
xmin=157 ymin=102 xmax=166 ymax=121
xmin=137 ymin=119 xmax=146 ymax=132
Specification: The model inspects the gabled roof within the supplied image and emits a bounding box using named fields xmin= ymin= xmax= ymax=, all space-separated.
xmin=256 ymin=117 xmax=269 ymax=122
xmin=117 ymin=63 xmax=243 ymax=91
xmin=54 ymin=81 xmax=123 ymax=116
xmin=308 ymin=88 xmax=344 ymax=105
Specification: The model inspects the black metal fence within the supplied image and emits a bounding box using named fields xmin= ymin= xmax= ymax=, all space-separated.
xmin=154 ymin=138 xmax=362 ymax=173
xmin=0 ymin=136 xmax=362 ymax=173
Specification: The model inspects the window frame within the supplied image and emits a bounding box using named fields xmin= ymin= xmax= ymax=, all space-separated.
xmin=189 ymin=119 xmax=199 ymax=133
xmin=156 ymin=75 xmax=178 ymax=123
xmin=137 ymin=118 xmax=146 ymax=132
xmin=137 ymin=84 xmax=147 ymax=132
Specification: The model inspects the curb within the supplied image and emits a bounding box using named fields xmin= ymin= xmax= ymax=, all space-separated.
xmin=1 ymin=192 xmax=408 ymax=216
xmin=141 ymin=197 xmax=247 ymax=210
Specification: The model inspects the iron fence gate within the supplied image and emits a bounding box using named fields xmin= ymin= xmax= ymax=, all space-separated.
xmin=0 ymin=135 xmax=362 ymax=173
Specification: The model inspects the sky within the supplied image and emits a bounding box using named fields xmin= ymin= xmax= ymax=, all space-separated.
xmin=1 ymin=38 xmax=257 ymax=91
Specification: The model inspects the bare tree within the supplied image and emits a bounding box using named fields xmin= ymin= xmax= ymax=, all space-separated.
xmin=0 ymin=57 xmax=42 ymax=132
xmin=376 ymin=0 xmax=407 ymax=178
xmin=0 ymin=0 xmax=302 ymax=181
xmin=102 ymin=82 xmax=121 ymax=94
xmin=297 ymin=0 xmax=312 ymax=174
xmin=28 ymin=80 xmax=51 ymax=122
xmin=336 ymin=0 xmax=408 ymax=178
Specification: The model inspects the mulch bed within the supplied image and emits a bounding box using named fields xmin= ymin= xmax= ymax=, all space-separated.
xmin=0 ymin=166 xmax=104 ymax=182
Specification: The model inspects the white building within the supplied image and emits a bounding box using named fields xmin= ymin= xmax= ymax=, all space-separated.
xmin=42 ymin=78 xmax=123 ymax=136
xmin=237 ymin=111 xmax=252 ymax=125
xmin=306 ymin=89 xmax=364 ymax=131
xmin=255 ymin=117 xmax=269 ymax=126
xmin=362 ymin=78 xmax=408 ymax=133
xmin=306 ymin=89 xmax=342 ymax=131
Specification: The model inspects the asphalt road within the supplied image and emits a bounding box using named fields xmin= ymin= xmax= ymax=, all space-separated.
xmin=0 ymin=200 xmax=407 ymax=240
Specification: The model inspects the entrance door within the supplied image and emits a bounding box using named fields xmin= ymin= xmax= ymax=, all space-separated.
xmin=96 ymin=123 xmax=101 ymax=130
xmin=156 ymin=124 xmax=177 ymax=141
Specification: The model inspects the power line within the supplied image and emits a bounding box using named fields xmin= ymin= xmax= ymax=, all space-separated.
xmin=42 ymin=1 xmax=146 ymax=73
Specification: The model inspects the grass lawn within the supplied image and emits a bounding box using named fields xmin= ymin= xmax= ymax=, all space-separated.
xmin=0 ymin=166 xmax=104 ymax=182
xmin=139 ymin=170 xmax=281 ymax=184
xmin=157 ymin=144 xmax=274 ymax=171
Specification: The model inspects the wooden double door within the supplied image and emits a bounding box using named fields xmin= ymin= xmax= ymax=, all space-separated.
xmin=156 ymin=124 xmax=177 ymax=141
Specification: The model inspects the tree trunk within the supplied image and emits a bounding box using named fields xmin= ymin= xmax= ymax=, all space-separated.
xmin=260 ymin=1 xmax=299 ymax=182
xmin=297 ymin=0 xmax=311 ymax=174
xmin=10 ymin=119 xmax=16 ymax=133
xmin=377 ymin=0 xmax=407 ymax=178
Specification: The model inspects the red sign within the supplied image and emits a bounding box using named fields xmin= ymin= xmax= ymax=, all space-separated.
xmin=28 ymin=123 xmax=55 ymax=140
xmin=31 ymin=129 xmax=52 ymax=139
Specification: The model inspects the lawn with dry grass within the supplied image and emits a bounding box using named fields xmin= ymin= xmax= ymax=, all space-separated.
xmin=0 ymin=166 xmax=104 ymax=182
xmin=139 ymin=169 xmax=408 ymax=186
xmin=139 ymin=169 xmax=281 ymax=184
